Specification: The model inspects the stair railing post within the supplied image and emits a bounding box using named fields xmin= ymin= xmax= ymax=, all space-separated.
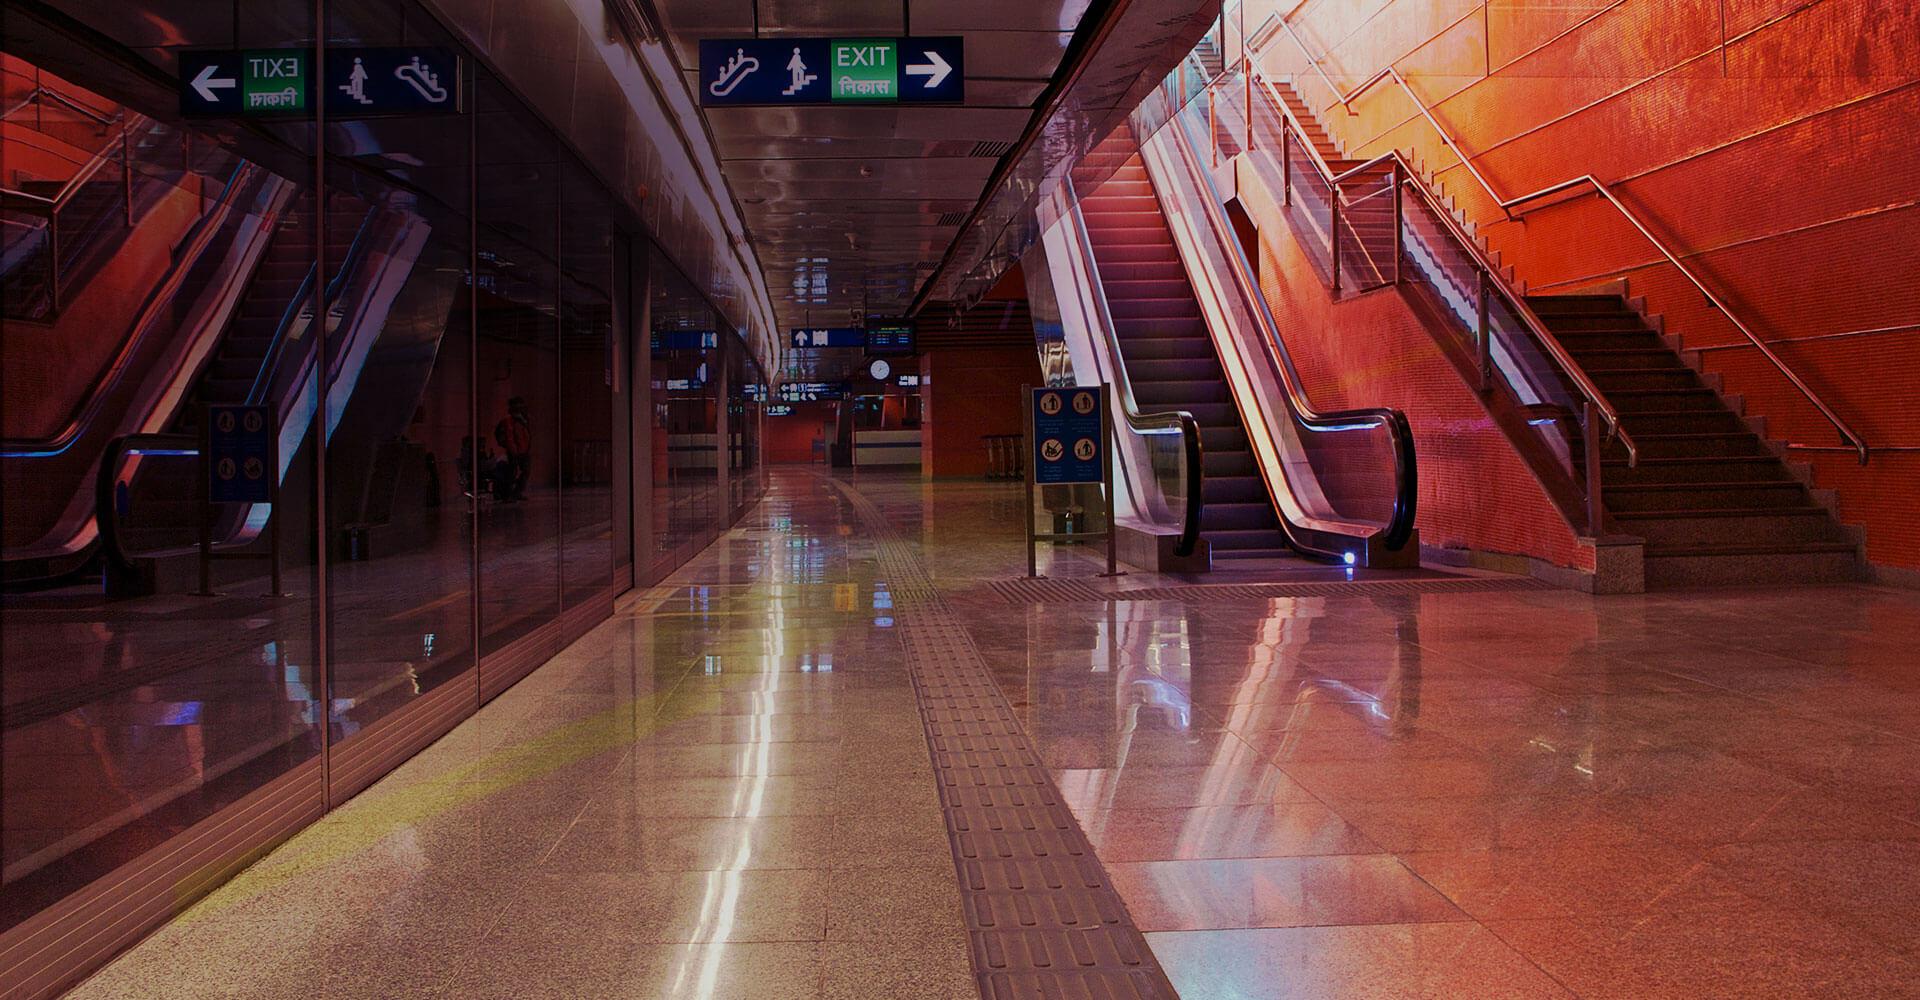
xmin=1584 ymin=400 xmax=1605 ymax=536
xmin=1244 ymin=67 xmax=1253 ymax=154
xmin=122 ymin=130 xmax=134 ymax=226
xmin=1391 ymin=161 xmax=1403 ymax=286
xmin=1475 ymin=268 xmax=1490 ymax=392
xmin=1282 ymin=128 xmax=1292 ymax=205
xmin=48 ymin=212 xmax=61 ymax=313
xmin=1329 ymin=185 xmax=1343 ymax=294
xmin=1208 ymin=87 xmax=1218 ymax=167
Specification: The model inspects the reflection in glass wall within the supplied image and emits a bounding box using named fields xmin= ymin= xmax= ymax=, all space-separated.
xmin=0 ymin=0 xmax=765 ymax=970
xmin=475 ymin=76 xmax=561 ymax=656
xmin=560 ymin=163 xmax=613 ymax=608
xmin=0 ymin=38 xmax=322 ymax=933
xmin=323 ymin=8 xmax=476 ymax=737
xmin=648 ymin=250 xmax=720 ymax=574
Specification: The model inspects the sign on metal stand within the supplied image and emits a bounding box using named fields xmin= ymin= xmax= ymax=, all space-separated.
xmin=1023 ymin=384 xmax=1118 ymax=579
xmin=197 ymin=404 xmax=282 ymax=596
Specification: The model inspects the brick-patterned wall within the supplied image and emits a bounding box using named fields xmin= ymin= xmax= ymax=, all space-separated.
xmin=1243 ymin=188 xmax=1593 ymax=574
xmin=1258 ymin=0 xmax=1920 ymax=569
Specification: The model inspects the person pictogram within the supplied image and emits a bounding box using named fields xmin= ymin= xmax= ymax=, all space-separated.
xmin=339 ymin=57 xmax=372 ymax=104
xmin=783 ymin=48 xmax=818 ymax=96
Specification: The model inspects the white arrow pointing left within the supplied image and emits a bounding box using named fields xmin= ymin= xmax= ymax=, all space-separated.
xmin=905 ymin=50 xmax=952 ymax=89
xmin=191 ymin=64 xmax=237 ymax=102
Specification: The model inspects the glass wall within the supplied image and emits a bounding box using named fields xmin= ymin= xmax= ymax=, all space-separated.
xmin=0 ymin=0 xmax=764 ymax=978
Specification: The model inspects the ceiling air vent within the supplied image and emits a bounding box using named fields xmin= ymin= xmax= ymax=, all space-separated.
xmin=970 ymin=140 xmax=1014 ymax=158
xmin=936 ymin=211 xmax=969 ymax=227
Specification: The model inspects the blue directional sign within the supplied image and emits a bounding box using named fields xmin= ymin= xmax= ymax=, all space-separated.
xmin=180 ymin=47 xmax=461 ymax=118
xmin=206 ymin=405 xmax=275 ymax=503
xmin=699 ymin=37 xmax=963 ymax=107
xmin=324 ymin=48 xmax=462 ymax=116
xmin=651 ymin=329 xmax=719 ymax=351
xmin=790 ymin=327 xmax=866 ymax=349
xmin=1031 ymin=387 xmax=1103 ymax=485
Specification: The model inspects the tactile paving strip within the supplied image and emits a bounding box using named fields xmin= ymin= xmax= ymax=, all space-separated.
xmin=820 ymin=475 xmax=1178 ymax=1000
xmin=989 ymin=574 xmax=1551 ymax=604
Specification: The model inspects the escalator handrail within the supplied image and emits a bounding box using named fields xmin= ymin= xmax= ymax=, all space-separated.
xmin=1060 ymin=176 xmax=1205 ymax=558
xmin=245 ymin=203 xmax=380 ymax=406
xmin=1152 ymin=66 xmax=1418 ymax=554
xmin=1246 ymin=69 xmax=1639 ymax=475
xmin=95 ymin=431 xmax=197 ymax=573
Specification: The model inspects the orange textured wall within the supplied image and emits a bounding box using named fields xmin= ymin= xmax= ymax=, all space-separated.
xmin=922 ymin=347 xmax=1040 ymax=477
xmin=1258 ymin=0 xmax=1920 ymax=569
xmin=1241 ymin=183 xmax=1592 ymax=574
xmin=765 ymin=402 xmax=836 ymax=463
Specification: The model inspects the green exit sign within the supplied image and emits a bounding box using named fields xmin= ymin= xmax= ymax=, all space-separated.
xmin=242 ymin=51 xmax=308 ymax=111
xmin=831 ymin=39 xmax=895 ymax=101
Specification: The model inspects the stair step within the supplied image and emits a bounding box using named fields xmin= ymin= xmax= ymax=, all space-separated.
xmin=1116 ymin=336 xmax=1216 ymax=360
xmin=1610 ymin=432 xmax=1770 ymax=460
xmin=1206 ymin=528 xmax=1292 ymax=551
xmin=1202 ymin=476 xmax=1267 ymax=504
xmin=1606 ymin=388 xmax=1727 ymax=413
xmin=1200 ymin=428 xmax=1253 ymax=455
xmin=1613 ymin=410 xmax=1748 ymax=435
xmin=1203 ymin=502 xmax=1283 ymax=532
xmin=1132 ymin=379 xmax=1232 ymax=406
xmin=1641 ymin=541 xmax=1862 ymax=588
xmin=1603 ymin=481 xmax=1810 ymax=512
xmin=1563 ymin=348 xmax=1690 ymax=371
xmin=1589 ymin=368 xmax=1704 ymax=391
xmin=1539 ymin=313 xmax=1649 ymax=332
xmin=1602 ymin=455 xmax=1796 ymax=485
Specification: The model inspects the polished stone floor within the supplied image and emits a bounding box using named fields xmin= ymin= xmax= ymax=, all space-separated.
xmin=69 ymin=469 xmax=1920 ymax=998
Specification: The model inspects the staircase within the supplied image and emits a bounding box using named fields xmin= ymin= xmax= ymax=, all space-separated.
xmin=1259 ymin=82 xmax=1397 ymax=289
xmin=1080 ymin=135 xmax=1289 ymax=560
xmin=1254 ymin=78 xmax=1861 ymax=587
xmin=1193 ymin=35 xmax=1225 ymax=79
xmin=173 ymin=191 xmax=366 ymax=435
xmin=1527 ymin=295 xmax=1861 ymax=586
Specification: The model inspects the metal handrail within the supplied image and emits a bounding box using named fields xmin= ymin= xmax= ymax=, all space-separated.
xmin=1061 ymin=176 xmax=1205 ymax=557
xmin=1263 ymin=11 xmax=1867 ymax=465
xmin=1 ymin=84 xmax=119 ymax=128
xmin=1249 ymin=68 xmax=1640 ymax=503
xmin=1156 ymin=64 xmax=1418 ymax=555
xmin=0 ymin=117 xmax=134 ymax=211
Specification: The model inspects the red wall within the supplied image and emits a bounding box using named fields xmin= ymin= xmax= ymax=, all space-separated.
xmin=766 ymin=402 xmax=836 ymax=463
xmin=1258 ymin=0 xmax=1920 ymax=569
xmin=922 ymin=347 xmax=1040 ymax=477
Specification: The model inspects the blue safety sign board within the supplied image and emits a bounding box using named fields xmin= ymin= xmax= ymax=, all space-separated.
xmin=652 ymin=329 xmax=719 ymax=351
xmin=207 ymin=405 xmax=274 ymax=503
xmin=1031 ymin=387 xmax=1103 ymax=485
xmin=699 ymin=37 xmax=963 ymax=106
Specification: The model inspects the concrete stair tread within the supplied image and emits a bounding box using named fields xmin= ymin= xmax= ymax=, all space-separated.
xmin=1644 ymin=539 xmax=1859 ymax=556
xmin=1611 ymin=505 xmax=1830 ymax=520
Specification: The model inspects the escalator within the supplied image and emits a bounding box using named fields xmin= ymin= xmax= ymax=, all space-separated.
xmin=171 ymin=190 xmax=366 ymax=433
xmin=1044 ymin=96 xmax=1418 ymax=567
xmin=1078 ymin=136 xmax=1288 ymax=559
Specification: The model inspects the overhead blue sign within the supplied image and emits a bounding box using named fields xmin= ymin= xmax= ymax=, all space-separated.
xmin=180 ymin=47 xmax=460 ymax=117
xmin=777 ymin=381 xmax=849 ymax=401
xmin=699 ymin=37 xmax=963 ymax=107
xmin=324 ymin=48 xmax=461 ymax=116
xmin=790 ymin=327 xmax=866 ymax=349
xmin=1032 ymin=387 xmax=1103 ymax=485
xmin=206 ymin=405 xmax=274 ymax=503
xmin=652 ymin=329 xmax=718 ymax=351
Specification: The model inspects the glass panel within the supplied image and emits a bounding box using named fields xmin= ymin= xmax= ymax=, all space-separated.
xmin=1 ymin=25 xmax=320 ymax=933
xmin=648 ymin=250 xmax=719 ymax=572
xmin=475 ymin=75 xmax=560 ymax=655
xmin=560 ymin=162 xmax=613 ymax=609
xmin=322 ymin=6 xmax=477 ymax=735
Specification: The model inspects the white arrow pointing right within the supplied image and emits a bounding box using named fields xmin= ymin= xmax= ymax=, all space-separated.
xmin=905 ymin=50 xmax=952 ymax=89
xmin=191 ymin=64 xmax=237 ymax=102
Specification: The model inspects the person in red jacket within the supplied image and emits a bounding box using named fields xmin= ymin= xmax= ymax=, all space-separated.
xmin=494 ymin=396 xmax=532 ymax=502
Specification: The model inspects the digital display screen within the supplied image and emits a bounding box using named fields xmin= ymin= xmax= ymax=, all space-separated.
xmin=865 ymin=320 xmax=916 ymax=355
